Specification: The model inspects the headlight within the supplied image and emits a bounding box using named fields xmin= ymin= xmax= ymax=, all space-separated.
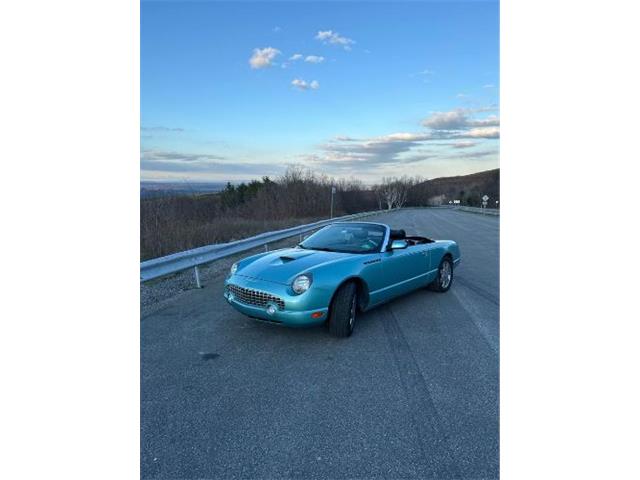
xmin=292 ymin=274 xmax=312 ymax=294
xmin=230 ymin=263 xmax=238 ymax=275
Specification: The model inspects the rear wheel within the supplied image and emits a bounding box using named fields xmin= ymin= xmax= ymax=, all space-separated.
xmin=328 ymin=282 xmax=358 ymax=338
xmin=429 ymin=256 xmax=454 ymax=292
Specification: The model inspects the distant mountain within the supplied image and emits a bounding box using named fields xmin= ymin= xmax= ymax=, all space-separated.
xmin=140 ymin=181 xmax=230 ymax=198
xmin=411 ymin=168 xmax=499 ymax=206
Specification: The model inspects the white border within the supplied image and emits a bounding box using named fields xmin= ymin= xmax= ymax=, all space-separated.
xmin=1 ymin=0 xmax=640 ymax=478
xmin=502 ymin=0 xmax=640 ymax=478
xmin=1 ymin=0 xmax=139 ymax=478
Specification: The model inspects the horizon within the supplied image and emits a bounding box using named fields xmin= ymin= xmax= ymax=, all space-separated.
xmin=140 ymin=166 xmax=500 ymax=189
xmin=141 ymin=1 xmax=499 ymax=183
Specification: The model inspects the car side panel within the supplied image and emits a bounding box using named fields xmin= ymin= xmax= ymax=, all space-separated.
xmin=310 ymin=241 xmax=461 ymax=312
xmin=430 ymin=240 xmax=461 ymax=268
xmin=366 ymin=244 xmax=432 ymax=307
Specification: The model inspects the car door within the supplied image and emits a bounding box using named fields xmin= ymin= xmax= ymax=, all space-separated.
xmin=378 ymin=243 xmax=429 ymax=300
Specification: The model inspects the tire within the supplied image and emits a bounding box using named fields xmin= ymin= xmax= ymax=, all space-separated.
xmin=328 ymin=282 xmax=358 ymax=338
xmin=429 ymin=256 xmax=454 ymax=292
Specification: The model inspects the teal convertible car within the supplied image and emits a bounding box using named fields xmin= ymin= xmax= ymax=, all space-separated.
xmin=224 ymin=222 xmax=461 ymax=337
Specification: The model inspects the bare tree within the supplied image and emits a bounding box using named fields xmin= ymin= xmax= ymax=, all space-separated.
xmin=375 ymin=176 xmax=420 ymax=210
xmin=378 ymin=177 xmax=397 ymax=210
xmin=372 ymin=185 xmax=384 ymax=211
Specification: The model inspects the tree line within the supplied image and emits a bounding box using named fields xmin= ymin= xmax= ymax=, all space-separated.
xmin=141 ymin=166 xmax=496 ymax=260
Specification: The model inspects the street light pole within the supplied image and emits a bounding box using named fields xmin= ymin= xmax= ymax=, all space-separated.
xmin=330 ymin=186 xmax=336 ymax=218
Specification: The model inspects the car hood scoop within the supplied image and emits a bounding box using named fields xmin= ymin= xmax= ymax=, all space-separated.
xmin=237 ymin=248 xmax=348 ymax=285
xmin=270 ymin=251 xmax=314 ymax=265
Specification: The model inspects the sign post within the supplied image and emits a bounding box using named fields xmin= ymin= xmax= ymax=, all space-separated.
xmin=482 ymin=195 xmax=489 ymax=214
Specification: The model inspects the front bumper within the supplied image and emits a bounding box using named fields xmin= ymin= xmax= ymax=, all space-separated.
xmin=223 ymin=275 xmax=330 ymax=327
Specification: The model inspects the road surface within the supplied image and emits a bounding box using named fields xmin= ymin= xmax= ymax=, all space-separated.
xmin=141 ymin=208 xmax=499 ymax=479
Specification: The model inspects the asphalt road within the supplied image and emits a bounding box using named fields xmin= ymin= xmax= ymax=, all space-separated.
xmin=141 ymin=208 xmax=499 ymax=479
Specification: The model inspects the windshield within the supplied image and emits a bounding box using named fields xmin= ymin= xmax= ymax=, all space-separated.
xmin=299 ymin=224 xmax=386 ymax=254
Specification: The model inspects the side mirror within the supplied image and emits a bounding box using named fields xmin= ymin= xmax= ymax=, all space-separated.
xmin=390 ymin=239 xmax=408 ymax=250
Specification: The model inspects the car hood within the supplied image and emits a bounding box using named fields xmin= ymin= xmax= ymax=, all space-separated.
xmin=236 ymin=247 xmax=351 ymax=285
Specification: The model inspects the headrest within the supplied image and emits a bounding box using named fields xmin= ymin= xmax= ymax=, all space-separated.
xmin=390 ymin=229 xmax=406 ymax=240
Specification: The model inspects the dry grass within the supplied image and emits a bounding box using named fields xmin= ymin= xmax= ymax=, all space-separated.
xmin=141 ymin=216 xmax=321 ymax=261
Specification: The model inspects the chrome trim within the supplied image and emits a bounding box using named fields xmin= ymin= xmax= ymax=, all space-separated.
xmin=379 ymin=225 xmax=391 ymax=253
xmin=370 ymin=268 xmax=438 ymax=295
xmin=227 ymin=284 xmax=285 ymax=310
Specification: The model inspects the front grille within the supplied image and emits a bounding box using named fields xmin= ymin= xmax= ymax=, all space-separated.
xmin=227 ymin=284 xmax=285 ymax=310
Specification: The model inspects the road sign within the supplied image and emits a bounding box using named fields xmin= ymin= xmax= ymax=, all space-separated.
xmin=449 ymin=200 xmax=452 ymax=204
xmin=482 ymin=195 xmax=489 ymax=202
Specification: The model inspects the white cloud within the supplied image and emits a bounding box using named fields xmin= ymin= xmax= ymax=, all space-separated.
xmin=291 ymin=78 xmax=320 ymax=90
xmin=315 ymin=30 xmax=355 ymax=50
xmin=422 ymin=110 xmax=469 ymax=130
xmin=304 ymin=55 xmax=325 ymax=64
xmin=305 ymin=118 xmax=499 ymax=173
xmin=249 ymin=47 xmax=281 ymax=69
xmin=273 ymin=26 xmax=281 ymax=33
xmin=304 ymin=132 xmax=434 ymax=170
xmin=141 ymin=150 xmax=286 ymax=177
xmin=449 ymin=149 xmax=498 ymax=160
xmin=469 ymin=115 xmax=500 ymax=127
xmin=460 ymin=127 xmax=500 ymax=139
xmin=422 ymin=109 xmax=500 ymax=130
xmin=381 ymin=132 xmax=432 ymax=142
xmin=288 ymin=54 xmax=325 ymax=64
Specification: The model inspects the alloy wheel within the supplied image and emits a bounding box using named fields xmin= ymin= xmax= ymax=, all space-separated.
xmin=440 ymin=261 xmax=452 ymax=289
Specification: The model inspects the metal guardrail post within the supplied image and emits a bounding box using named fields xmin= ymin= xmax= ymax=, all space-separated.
xmin=194 ymin=266 xmax=202 ymax=289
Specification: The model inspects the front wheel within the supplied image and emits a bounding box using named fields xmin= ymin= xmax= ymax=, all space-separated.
xmin=328 ymin=282 xmax=358 ymax=338
xmin=429 ymin=256 xmax=454 ymax=292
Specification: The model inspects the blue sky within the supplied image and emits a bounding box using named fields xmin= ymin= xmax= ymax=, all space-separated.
xmin=141 ymin=1 xmax=499 ymax=183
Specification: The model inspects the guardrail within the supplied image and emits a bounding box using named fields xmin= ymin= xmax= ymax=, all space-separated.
xmin=140 ymin=210 xmax=382 ymax=285
xmin=456 ymin=206 xmax=500 ymax=216
xmin=140 ymin=205 xmax=499 ymax=286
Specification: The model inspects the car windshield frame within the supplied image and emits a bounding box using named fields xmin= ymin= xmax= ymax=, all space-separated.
xmin=299 ymin=223 xmax=388 ymax=254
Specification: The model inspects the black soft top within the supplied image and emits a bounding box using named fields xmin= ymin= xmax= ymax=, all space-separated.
xmin=389 ymin=228 xmax=434 ymax=246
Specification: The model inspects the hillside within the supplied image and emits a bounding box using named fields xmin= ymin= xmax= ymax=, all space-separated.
xmin=411 ymin=168 xmax=500 ymax=206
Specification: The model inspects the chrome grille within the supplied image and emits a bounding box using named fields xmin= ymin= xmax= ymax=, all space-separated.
xmin=227 ymin=284 xmax=285 ymax=310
